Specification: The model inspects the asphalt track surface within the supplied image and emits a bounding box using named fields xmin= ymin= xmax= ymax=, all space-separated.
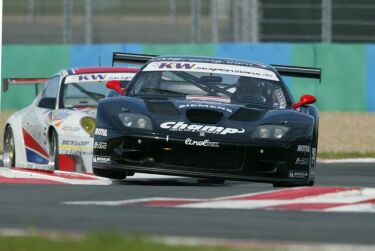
xmin=0 ymin=162 xmax=375 ymax=245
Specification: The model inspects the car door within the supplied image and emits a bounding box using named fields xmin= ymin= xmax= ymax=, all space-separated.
xmin=21 ymin=75 xmax=61 ymax=165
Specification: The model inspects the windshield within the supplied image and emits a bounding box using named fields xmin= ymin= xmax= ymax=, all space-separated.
xmin=63 ymin=81 xmax=109 ymax=108
xmin=132 ymin=61 xmax=287 ymax=108
xmin=62 ymin=72 xmax=135 ymax=108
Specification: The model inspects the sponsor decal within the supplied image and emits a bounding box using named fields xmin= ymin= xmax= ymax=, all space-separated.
xmin=61 ymin=140 xmax=90 ymax=146
xmin=92 ymin=155 xmax=111 ymax=164
xmin=61 ymin=125 xmax=81 ymax=132
xmin=160 ymin=121 xmax=245 ymax=135
xmin=295 ymin=157 xmax=310 ymax=165
xmin=22 ymin=113 xmax=49 ymax=149
xmin=185 ymin=96 xmax=231 ymax=104
xmin=95 ymin=128 xmax=107 ymax=137
xmin=154 ymin=57 xmax=268 ymax=68
xmin=158 ymin=62 xmax=196 ymax=70
xmin=185 ymin=138 xmax=219 ymax=148
xmin=93 ymin=141 xmax=107 ymax=150
xmin=78 ymin=74 xmax=104 ymax=81
xmin=143 ymin=61 xmax=279 ymax=81
xmin=311 ymin=147 xmax=317 ymax=166
xmin=178 ymin=102 xmax=232 ymax=112
xmin=48 ymin=111 xmax=72 ymax=122
xmin=297 ymin=145 xmax=311 ymax=154
xmin=289 ymin=170 xmax=309 ymax=178
xmin=60 ymin=149 xmax=93 ymax=156
xmin=65 ymin=73 xmax=135 ymax=84
xmin=26 ymin=163 xmax=49 ymax=169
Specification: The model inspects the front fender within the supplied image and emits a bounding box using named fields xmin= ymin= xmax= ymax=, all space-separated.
xmin=5 ymin=110 xmax=28 ymax=168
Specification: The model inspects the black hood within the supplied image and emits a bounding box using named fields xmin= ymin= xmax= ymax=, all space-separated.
xmin=97 ymin=96 xmax=313 ymax=141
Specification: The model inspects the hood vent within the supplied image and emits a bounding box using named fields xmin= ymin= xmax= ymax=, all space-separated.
xmin=229 ymin=108 xmax=264 ymax=122
xmin=186 ymin=109 xmax=223 ymax=124
xmin=146 ymin=101 xmax=179 ymax=116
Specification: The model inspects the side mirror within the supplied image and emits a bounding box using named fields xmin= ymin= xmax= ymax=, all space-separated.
xmin=38 ymin=97 xmax=56 ymax=109
xmin=106 ymin=80 xmax=125 ymax=95
xmin=293 ymin=94 xmax=316 ymax=110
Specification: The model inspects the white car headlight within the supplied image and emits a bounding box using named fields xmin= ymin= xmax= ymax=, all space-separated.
xmin=252 ymin=125 xmax=289 ymax=139
xmin=118 ymin=113 xmax=153 ymax=130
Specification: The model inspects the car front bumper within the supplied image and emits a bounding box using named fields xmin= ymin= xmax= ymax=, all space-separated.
xmin=93 ymin=129 xmax=314 ymax=184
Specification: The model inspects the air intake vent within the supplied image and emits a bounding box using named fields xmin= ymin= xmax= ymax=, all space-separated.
xmin=186 ymin=109 xmax=223 ymax=124
xmin=229 ymin=108 xmax=264 ymax=122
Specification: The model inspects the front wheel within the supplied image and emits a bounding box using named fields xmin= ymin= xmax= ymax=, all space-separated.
xmin=273 ymin=180 xmax=313 ymax=188
xmin=48 ymin=130 xmax=59 ymax=170
xmin=3 ymin=126 xmax=16 ymax=168
xmin=197 ymin=178 xmax=226 ymax=185
xmin=93 ymin=168 xmax=127 ymax=180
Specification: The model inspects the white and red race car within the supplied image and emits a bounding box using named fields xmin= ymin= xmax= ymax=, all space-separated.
xmin=2 ymin=67 xmax=138 ymax=173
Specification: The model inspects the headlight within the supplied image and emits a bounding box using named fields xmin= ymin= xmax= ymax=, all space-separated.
xmin=252 ymin=125 xmax=289 ymax=139
xmin=80 ymin=117 xmax=96 ymax=136
xmin=118 ymin=113 xmax=153 ymax=130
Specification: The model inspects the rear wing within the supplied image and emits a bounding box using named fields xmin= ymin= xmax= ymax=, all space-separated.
xmin=112 ymin=52 xmax=321 ymax=81
xmin=112 ymin=52 xmax=155 ymax=66
xmin=2 ymin=78 xmax=49 ymax=95
xmin=271 ymin=65 xmax=321 ymax=82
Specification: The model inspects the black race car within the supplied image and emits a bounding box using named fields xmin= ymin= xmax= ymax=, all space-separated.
xmin=93 ymin=53 xmax=321 ymax=187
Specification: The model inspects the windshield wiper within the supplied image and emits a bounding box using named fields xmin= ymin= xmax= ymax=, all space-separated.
xmin=71 ymin=83 xmax=105 ymax=102
xmin=173 ymin=72 xmax=233 ymax=97
xmin=141 ymin=88 xmax=187 ymax=96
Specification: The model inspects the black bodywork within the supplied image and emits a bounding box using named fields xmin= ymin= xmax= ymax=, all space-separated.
xmin=93 ymin=54 xmax=320 ymax=186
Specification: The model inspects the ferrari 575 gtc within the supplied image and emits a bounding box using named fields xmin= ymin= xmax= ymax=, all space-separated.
xmin=92 ymin=53 xmax=320 ymax=187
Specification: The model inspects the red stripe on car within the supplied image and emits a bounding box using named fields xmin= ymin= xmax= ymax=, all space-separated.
xmin=22 ymin=128 xmax=48 ymax=158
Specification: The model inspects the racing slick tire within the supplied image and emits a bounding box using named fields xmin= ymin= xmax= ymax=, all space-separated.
xmin=272 ymin=181 xmax=313 ymax=188
xmin=48 ymin=130 xmax=59 ymax=170
xmin=93 ymin=168 xmax=127 ymax=180
xmin=197 ymin=178 xmax=226 ymax=185
xmin=3 ymin=126 xmax=16 ymax=168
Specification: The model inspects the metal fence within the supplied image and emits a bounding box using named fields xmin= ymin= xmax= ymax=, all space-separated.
xmin=3 ymin=0 xmax=375 ymax=44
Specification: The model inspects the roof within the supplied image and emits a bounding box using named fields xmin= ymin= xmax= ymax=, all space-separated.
xmin=70 ymin=66 xmax=139 ymax=75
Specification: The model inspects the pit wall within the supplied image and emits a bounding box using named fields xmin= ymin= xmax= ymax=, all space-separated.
xmin=2 ymin=43 xmax=374 ymax=111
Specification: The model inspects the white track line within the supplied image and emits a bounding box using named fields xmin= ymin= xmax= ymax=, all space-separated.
xmin=318 ymin=158 xmax=375 ymax=163
xmin=63 ymin=187 xmax=375 ymax=213
xmin=64 ymin=197 xmax=201 ymax=206
xmin=178 ymin=188 xmax=375 ymax=212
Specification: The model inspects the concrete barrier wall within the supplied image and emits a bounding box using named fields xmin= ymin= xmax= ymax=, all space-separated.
xmin=2 ymin=43 xmax=373 ymax=111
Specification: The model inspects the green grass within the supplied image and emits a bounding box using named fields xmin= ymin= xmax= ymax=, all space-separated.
xmin=319 ymin=152 xmax=375 ymax=159
xmin=0 ymin=233 xmax=278 ymax=251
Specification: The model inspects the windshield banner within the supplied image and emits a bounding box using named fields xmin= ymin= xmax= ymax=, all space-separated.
xmin=65 ymin=73 xmax=135 ymax=84
xmin=143 ymin=61 xmax=279 ymax=81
